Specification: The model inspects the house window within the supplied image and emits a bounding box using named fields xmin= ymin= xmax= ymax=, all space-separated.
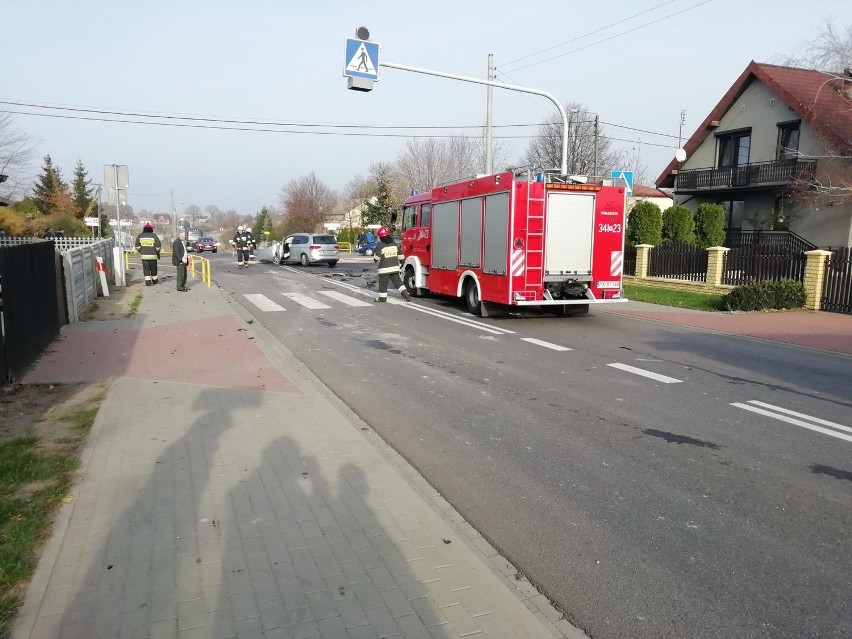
xmin=717 ymin=129 xmax=752 ymax=168
xmin=777 ymin=121 xmax=800 ymax=160
xmin=719 ymin=200 xmax=744 ymax=230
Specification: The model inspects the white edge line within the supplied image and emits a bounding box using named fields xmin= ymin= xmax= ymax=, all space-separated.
xmin=746 ymin=401 xmax=852 ymax=434
xmin=322 ymin=277 xmax=516 ymax=335
xmin=732 ymin=403 xmax=852 ymax=443
xmin=607 ymin=363 xmax=682 ymax=384
xmin=521 ymin=337 xmax=571 ymax=351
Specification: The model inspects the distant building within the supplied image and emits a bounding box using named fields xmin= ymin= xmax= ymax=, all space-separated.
xmin=632 ymin=185 xmax=673 ymax=212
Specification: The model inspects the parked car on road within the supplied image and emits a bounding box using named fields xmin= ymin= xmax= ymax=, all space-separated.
xmin=194 ymin=237 xmax=218 ymax=253
xmin=277 ymin=233 xmax=339 ymax=267
xmin=357 ymin=241 xmax=378 ymax=256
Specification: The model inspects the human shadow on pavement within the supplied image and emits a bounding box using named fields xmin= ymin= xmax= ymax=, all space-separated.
xmin=53 ymin=386 xmax=263 ymax=639
xmin=210 ymin=435 xmax=449 ymax=638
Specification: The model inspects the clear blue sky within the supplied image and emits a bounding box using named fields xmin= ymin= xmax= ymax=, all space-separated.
xmin=4 ymin=0 xmax=847 ymax=214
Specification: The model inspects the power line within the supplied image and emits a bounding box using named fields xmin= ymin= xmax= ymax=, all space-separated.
xmin=501 ymin=0 xmax=679 ymax=68
xmin=0 ymin=99 xmax=530 ymax=131
xmin=1 ymin=98 xmax=680 ymax=139
xmin=502 ymin=0 xmax=713 ymax=74
xmin=2 ymin=108 xmax=679 ymax=149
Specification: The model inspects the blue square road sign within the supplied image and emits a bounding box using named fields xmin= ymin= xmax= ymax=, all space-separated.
xmin=343 ymin=38 xmax=379 ymax=81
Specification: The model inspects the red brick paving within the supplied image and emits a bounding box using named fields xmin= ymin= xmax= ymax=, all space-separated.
xmin=25 ymin=315 xmax=301 ymax=393
xmin=617 ymin=309 xmax=852 ymax=355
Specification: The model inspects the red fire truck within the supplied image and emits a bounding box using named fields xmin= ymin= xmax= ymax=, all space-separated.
xmin=395 ymin=170 xmax=628 ymax=316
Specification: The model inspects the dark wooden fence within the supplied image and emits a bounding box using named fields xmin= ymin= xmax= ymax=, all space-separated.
xmin=0 ymin=243 xmax=61 ymax=384
xmin=822 ymin=247 xmax=852 ymax=314
xmin=623 ymin=244 xmax=636 ymax=276
xmin=648 ymin=242 xmax=708 ymax=282
xmin=722 ymin=244 xmax=807 ymax=286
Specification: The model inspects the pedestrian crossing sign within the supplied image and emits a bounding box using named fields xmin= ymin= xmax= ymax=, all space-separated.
xmin=343 ymin=38 xmax=380 ymax=81
xmin=611 ymin=170 xmax=634 ymax=196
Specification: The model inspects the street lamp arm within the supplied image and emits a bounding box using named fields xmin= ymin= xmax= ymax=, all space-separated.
xmin=382 ymin=60 xmax=569 ymax=175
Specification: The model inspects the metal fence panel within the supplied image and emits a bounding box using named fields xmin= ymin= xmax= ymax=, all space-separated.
xmin=822 ymin=247 xmax=852 ymax=314
xmin=648 ymin=242 xmax=708 ymax=282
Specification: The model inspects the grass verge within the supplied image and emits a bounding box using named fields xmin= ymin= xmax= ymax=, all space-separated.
xmin=624 ymin=283 xmax=724 ymax=312
xmin=128 ymin=290 xmax=143 ymax=315
xmin=0 ymin=399 xmax=102 ymax=631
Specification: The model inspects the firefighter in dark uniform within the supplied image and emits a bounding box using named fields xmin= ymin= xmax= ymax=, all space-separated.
xmin=373 ymin=227 xmax=411 ymax=302
xmin=244 ymin=227 xmax=257 ymax=261
xmin=233 ymin=225 xmax=251 ymax=269
xmin=134 ymin=222 xmax=161 ymax=285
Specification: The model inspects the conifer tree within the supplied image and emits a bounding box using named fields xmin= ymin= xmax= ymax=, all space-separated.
xmin=32 ymin=155 xmax=67 ymax=215
xmin=71 ymin=159 xmax=93 ymax=219
xmin=361 ymin=177 xmax=395 ymax=228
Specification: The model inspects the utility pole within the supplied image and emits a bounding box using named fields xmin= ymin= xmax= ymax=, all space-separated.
xmin=678 ymin=109 xmax=687 ymax=149
xmin=484 ymin=53 xmax=494 ymax=175
xmin=170 ymin=189 xmax=176 ymax=240
xmin=594 ymin=114 xmax=600 ymax=176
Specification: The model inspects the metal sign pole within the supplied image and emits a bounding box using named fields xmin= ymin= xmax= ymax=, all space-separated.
xmin=382 ymin=60 xmax=569 ymax=175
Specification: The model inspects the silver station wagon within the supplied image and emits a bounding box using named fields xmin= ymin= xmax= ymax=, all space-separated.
xmin=276 ymin=233 xmax=339 ymax=267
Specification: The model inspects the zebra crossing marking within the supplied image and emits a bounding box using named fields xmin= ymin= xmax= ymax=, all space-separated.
xmin=243 ymin=294 xmax=286 ymax=312
xmin=282 ymin=292 xmax=331 ymax=310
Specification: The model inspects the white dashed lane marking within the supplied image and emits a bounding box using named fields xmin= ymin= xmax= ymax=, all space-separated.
xmin=521 ymin=337 xmax=572 ymax=351
xmin=607 ymin=363 xmax=683 ymax=384
xmin=243 ymin=294 xmax=286 ymax=312
xmin=732 ymin=400 xmax=852 ymax=443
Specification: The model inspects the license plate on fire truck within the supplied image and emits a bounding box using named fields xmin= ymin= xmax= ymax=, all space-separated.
xmin=596 ymin=281 xmax=621 ymax=289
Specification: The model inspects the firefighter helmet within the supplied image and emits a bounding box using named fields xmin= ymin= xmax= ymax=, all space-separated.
xmin=238 ymin=225 xmax=244 ymax=231
xmin=143 ymin=222 xmax=153 ymax=231
xmin=377 ymin=227 xmax=390 ymax=238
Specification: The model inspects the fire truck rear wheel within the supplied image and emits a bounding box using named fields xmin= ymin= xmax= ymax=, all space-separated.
xmin=465 ymin=281 xmax=482 ymax=316
xmin=404 ymin=267 xmax=419 ymax=298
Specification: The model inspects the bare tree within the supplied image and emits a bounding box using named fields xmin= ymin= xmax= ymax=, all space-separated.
xmin=522 ymin=103 xmax=620 ymax=176
xmin=393 ymin=136 xmax=512 ymax=195
xmin=0 ymin=113 xmax=37 ymax=200
xmin=279 ymin=173 xmax=338 ymax=235
xmin=780 ymin=18 xmax=852 ymax=73
xmin=617 ymin=147 xmax=651 ymax=187
xmin=204 ymin=204 xmax=222 ymax=223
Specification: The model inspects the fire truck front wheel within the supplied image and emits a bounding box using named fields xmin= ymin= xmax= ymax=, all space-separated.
xmin=464 ymin=281 xmax=482 ymax=316
xmin=403 ymin=266 xmax=420 ymax=298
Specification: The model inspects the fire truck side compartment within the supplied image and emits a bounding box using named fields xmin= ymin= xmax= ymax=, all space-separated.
xmin=483 ymin=192 xmax=509 ymax=275
xmin=431 ymin=201 xmax=458 ymax=270
xmin=459 ymin=197 xmax=482 ymax=268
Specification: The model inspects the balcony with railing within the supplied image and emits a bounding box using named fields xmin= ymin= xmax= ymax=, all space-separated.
xmin=674 ymin=158 xmax=817 ymax=193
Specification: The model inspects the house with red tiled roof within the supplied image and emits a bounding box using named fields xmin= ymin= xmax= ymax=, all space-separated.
xmin=632 ymin=185 xmax=673 ymax=212
xmin=656 ymin=61 xmax=852 ymax=247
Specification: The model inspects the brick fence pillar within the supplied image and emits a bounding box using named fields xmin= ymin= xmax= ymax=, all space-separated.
xmin=706 ymin=246 xmax=730 ymax=288
xmin=635 ymin=244 xmax=653 ymax=279
xmin=803 ymin=250 xmax=833 ymax=310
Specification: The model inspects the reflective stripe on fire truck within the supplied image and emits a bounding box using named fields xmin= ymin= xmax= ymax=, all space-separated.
xmin=611 ymin=250 xmax=623 ymax=277
xmin=511 ymin=248 xmax=525 ymax=277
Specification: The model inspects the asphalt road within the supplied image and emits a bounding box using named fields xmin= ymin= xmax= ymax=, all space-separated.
xmin=205 ymin=252 xmax=852 ymax=639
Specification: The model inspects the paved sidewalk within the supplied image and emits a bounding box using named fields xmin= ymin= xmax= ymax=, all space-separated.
xmin=601 ymin=301 xmax=852 ymax=356
xmin=14 ymin=275 xmax=577 ymax=639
